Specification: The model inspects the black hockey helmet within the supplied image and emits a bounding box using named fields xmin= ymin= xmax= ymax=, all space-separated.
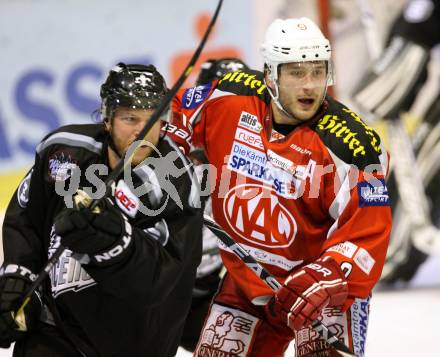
xmin=100 ymin=62 xmax=168 ymax=120
xmin=196 ymin=57 xmax=249 ymax=86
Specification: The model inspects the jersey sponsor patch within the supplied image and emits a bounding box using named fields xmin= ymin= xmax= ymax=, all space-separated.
xmin=267 ymin=150 xmax=298 ymax=175
xmin=115 ymin=180 xmax=140 ymax=218
xmin=350 ymin=297 xmax=370 ymax=357
xmin=48 ymin=150 xmax=78 ymax=181
xmin=195 ymin=303 xmax=259 ymax=357
xmin=354 ymin=248 xmax=375 ymax=275
xmin=182 ymin=83 xmax=212 ymax=109
xmin=218 ymin=70 xmax=267 ymax=96
xmin=234 ymin=127 xmax=264 ymax=150
xmin=327 ymin=241 xmax=358 ymax=259
xmin=17 ymin=168 xmax=33 ymax=208
xmin=342 ymin=107 xmax=382 ymax=154
xmin=317 ymin=114 xmax=367 ymax=157
xmin=238 ymin=111 xmax=262 ymax=133
xmin=357 ymin=179 xmax=390 ymax=207
xmin=227 ymin=141 xmax=306 ymax=198
xmin=223 ymin=183 xmax=298 ymax=248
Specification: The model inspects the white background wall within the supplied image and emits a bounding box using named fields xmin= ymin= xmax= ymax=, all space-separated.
xmin=0 ymin=0 xmax=256 ymax=172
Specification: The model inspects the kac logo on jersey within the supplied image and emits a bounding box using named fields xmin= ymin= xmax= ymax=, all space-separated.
xmin=357 ymin=179 xmax=390 ymax=207
xmin=182 ymin=83 xmax=212 ymax=109
xmin=223 ymin=184 xmax=297 ymax=248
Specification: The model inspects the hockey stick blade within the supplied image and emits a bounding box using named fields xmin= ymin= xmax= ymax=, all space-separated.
xmin=203 ymin=215 xmax=355 ymax=356
xmin=15 ymin=0 xmax=224 ymax=321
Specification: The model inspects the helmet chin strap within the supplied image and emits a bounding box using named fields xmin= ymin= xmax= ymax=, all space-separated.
xmin=266 ymin=80 xmax=296 ymax=119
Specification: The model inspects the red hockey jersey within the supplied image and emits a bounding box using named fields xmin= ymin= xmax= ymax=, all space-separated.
xmin=173 ymin=69 xmax=391 ymax=308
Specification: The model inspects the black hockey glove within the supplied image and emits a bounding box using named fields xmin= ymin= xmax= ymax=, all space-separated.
xmin=54 ymin=198 xmax=134 ymax=266
xmin=0 ymin=264 xmax=42 ymax=348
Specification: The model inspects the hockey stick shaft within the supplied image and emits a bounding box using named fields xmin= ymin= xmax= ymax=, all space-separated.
xmin=15 ymin=0 xmax=224 ymax=319
xmin=203 ymin=215 xmax=355 ymax=357
xmin=90 ymin=0 xmax=224 ymax=210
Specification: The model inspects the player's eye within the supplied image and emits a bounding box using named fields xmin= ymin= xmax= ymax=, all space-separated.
xmin=312 ymin=69 xmax=325 ymax=77
xmin=290 ymin=70 xmax=306 ymax=79
xmin=121 ymin=116 xmax=138 ymax=124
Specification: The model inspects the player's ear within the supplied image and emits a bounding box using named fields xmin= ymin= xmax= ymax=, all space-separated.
xmin=263 ymin=64 xmax=274 ymax=89
xmin=264 ymin=70 xmax=275 ymax=91
xmin=103 ymin=118 xmax=111 ymax=132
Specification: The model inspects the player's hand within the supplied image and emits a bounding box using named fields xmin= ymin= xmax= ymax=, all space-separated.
xmin=0 ymin=264 xmax=41 ymax=348
xmin=162 ymin=111 xmax=193 ymax=155
xmin=54 ymin=198 xmax=133 ymax=266
xmin=273 ymin=256 xmax=348 ymax=331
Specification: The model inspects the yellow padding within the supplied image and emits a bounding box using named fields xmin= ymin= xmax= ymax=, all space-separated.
xmin=0 ymin=170 xmax=28 ymax=210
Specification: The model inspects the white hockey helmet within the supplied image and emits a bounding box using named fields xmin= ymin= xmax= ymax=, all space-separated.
xmin=261 ymin=17 xmax=334 ymax=86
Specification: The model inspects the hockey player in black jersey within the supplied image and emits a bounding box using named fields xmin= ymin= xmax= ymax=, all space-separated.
xmin=0 ymin=63 xmax=203 ymax=357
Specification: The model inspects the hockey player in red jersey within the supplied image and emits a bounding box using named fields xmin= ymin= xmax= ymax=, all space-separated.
xmin=173 ymin=18 xmax=391 ymax=356
xmin=180 ymin=57 xmax=251 ymax=352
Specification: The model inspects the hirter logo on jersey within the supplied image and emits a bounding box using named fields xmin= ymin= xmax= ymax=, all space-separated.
xmin=182 ymin=83 xmax=212 ymax=109
xmin=223 ymin=184 xmax=297 ymax=248
xmin=115 ymin=180 xmax=140 ymax=218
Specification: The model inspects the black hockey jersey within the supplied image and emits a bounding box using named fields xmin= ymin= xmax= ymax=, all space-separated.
xmin=2 ymin=123 xmax=203 ymax=356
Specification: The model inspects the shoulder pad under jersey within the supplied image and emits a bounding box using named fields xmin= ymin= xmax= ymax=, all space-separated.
xmin=36 ymin=124 xmax=106 ymax=157
xmin=35 ymin=124 xmax=107 ymax=183
xmin=313 ymin=97 xmax=384 ymax=170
